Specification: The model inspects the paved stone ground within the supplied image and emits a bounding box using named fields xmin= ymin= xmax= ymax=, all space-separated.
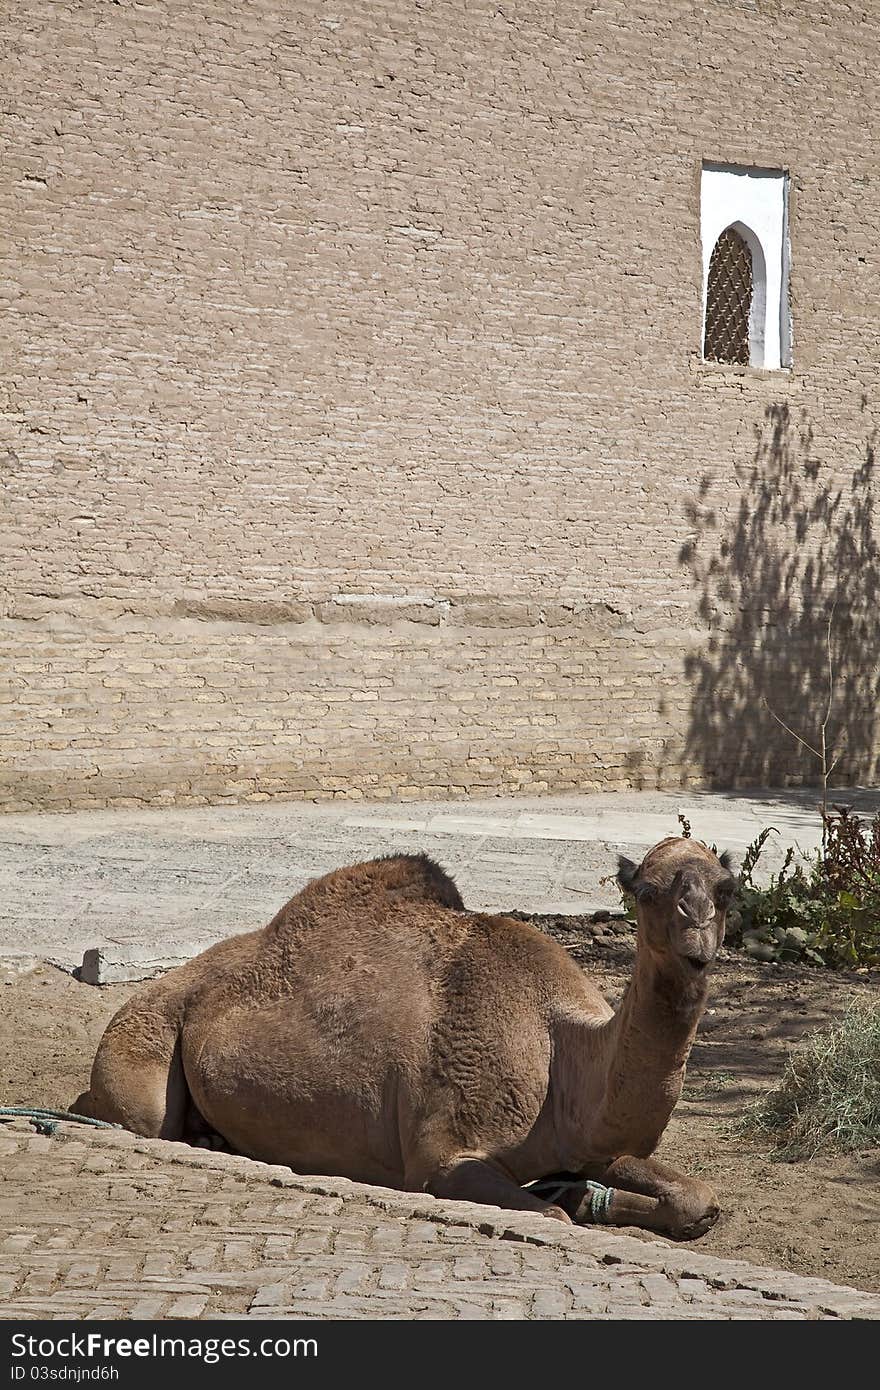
xmin=4 ymin=785 xmax=880 ymax=969
xmin=1 ymin=1117 xmax=878 ymax=1321
xmin=3 ymin=786 xmax=880 ymax=1320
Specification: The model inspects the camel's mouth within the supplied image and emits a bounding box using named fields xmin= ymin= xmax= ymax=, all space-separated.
xmin=682 ymin=955 xmax=709 ymax=973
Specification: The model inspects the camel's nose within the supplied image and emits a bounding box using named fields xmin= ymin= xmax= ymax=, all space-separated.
xmin=673 ymin=874 xmax=715 ymax=931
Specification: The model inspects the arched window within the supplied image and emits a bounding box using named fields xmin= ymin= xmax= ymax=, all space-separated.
xmin=699 ymin=162 xmax=786 ymax=366
xmin=702 ymin=226 xmax=753 ymax=365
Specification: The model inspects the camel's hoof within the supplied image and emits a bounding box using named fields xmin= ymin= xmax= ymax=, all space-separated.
xmin=674 ymin=1204 xmax=721 ymax=1241
xmin=543 ymin=1204 xmax=573 ymax=1225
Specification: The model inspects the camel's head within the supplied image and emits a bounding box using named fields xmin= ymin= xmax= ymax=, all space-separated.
xmin=617 ymin=837 xmax=737 ymax=981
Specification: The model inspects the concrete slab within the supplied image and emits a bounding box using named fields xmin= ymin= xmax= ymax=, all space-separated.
xmin=342 ymin=814 xmax=432 ymax=833
xmin=0 ymin=785 xmax=875 ymax=966
xmin=426 ymin=814 xmax=517 ymax=835
xmin=513 ymin=814 xmax=603 ymax=840
xmin=79 ymin=944 xmax=199 ymax=985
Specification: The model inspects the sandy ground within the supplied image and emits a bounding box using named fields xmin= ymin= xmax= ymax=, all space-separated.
xmin=2 ymin=928 xmax=878 ymax=1296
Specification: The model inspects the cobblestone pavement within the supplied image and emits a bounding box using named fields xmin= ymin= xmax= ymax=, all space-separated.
xmin=4 ymin=786 xmax=880 ymax=968
xmin=1 ymin=1118 xmax=878 ymax=1321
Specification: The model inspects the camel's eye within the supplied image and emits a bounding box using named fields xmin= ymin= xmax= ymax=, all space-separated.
xmin=714 ymin=881 xmax=736 ymax=908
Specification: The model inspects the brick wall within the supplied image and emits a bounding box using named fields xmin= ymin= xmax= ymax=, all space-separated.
xmin=2 ymin=0 xmax=879 ymax=810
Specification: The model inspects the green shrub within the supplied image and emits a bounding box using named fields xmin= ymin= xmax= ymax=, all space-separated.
xmin=731 ymin=807 xmax=880 ymax=969
xmin=743 ymin=1002 xmax=880 ymax=1157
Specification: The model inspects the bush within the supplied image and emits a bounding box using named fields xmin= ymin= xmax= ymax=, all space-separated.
xmin=743 ymin=1002 xmax=880 ymax=1157
xmin=731 ymin=806 xmax=880 ymax=969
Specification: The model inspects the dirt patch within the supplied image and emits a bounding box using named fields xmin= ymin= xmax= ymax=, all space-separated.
xmin=2 ymin=927 xmax=878 ymax=1295
xmin=0 ymin=965 xmax=132 ymax=1113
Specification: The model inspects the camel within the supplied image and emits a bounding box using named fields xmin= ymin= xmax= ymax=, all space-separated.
xmin=73 ymin=836 xmax=736 ymax=1240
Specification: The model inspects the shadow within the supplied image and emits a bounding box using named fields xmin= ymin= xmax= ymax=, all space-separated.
xmin=680 ymin=404 xmax=880 ymax=787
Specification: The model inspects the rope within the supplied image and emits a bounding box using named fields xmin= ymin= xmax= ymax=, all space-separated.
xmin=586 ymin=1180 xmax=615 ymax=1223
xmin=527 ymin=1174 xmax=616 ymax=1224
xmin=0 ymin=1106 xmax=121 ymax=1138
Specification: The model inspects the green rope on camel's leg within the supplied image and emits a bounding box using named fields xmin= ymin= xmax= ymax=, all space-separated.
xmin=0 ymin=1106 xmax=121 ymax=1137
xmin=525 ymin=1174 xmax=617 ymax=1223
xmin=586 ymin=1179 xmax=616 ymax=1223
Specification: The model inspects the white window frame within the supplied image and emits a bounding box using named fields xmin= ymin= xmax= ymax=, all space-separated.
xmin=701 ymin=163 xmax=791 ymax=369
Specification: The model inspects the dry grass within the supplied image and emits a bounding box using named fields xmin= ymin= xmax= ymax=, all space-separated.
xmin=745 ymin=1001 xmax=880 ymax=1158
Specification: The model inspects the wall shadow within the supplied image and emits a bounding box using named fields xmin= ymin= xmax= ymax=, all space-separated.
xmin=680 ymin=403 xmax=880 ymax=787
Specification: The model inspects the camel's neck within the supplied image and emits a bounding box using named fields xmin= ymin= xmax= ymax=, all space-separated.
xmin=567 ymin=942 xmax=708 ymax=1164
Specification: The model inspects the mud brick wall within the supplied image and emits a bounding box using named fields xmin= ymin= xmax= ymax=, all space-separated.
xmin=2 ymin=1 xmax=879 ymax=810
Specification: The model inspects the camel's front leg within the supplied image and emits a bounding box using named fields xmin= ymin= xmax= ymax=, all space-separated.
xmin=421 ymin=1155 xmax=572 ymax=1224
xmin=574 ymin=1155 xmax=720 ymax=1240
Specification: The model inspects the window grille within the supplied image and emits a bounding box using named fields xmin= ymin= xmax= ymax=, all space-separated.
xmin=702 ymin=226 xmax=753 ymax=365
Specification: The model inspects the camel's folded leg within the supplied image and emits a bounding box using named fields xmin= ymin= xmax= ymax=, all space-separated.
xmin=416 ymin=1154 xmax=572 ymax=1224
xmin=69 ymin=1001 xmax=188 ymax=1140
xmin=567 ymin=1155 xmax=720 ymax=1241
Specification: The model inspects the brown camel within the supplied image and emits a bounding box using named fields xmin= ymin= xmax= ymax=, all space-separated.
xmin=73 ymin=837 xmax=735 ymax=1240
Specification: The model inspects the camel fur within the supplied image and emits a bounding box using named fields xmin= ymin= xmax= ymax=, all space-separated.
xmin=74 ymin=838 xmax=736 ymax=1239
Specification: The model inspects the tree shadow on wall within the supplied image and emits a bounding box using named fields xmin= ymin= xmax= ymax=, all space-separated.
xmin=680 ymin=403 xmax=880 ymax=788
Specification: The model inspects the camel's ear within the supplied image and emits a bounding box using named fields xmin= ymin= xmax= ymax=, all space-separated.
xmin=618 ymin=855 xmax=656 ymax=903
xmin=617 ymin=856 xmax=639 ymax=891
xmin=718 ymin=850 xmax=737 ymax=876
